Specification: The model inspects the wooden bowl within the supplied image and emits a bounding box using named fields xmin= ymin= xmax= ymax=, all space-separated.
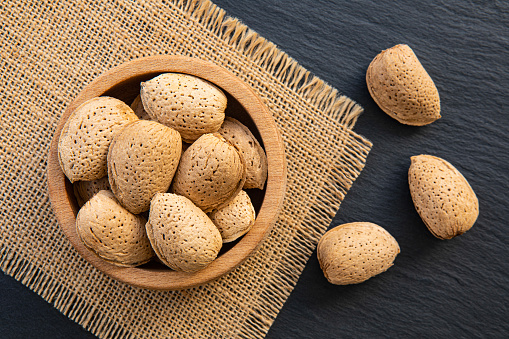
xmin=47 ymin=55 xmax=286 ymax=290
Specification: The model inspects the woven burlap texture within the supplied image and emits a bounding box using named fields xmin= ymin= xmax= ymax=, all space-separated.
xmin=0 ymin=0 xmax=372 ymax=338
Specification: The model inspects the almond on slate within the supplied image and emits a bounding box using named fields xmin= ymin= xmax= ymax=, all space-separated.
xmin=218 ymin=117 xmax=268 ymax=190
xmin=73 ymin=176 xmax=110 ymax=207
xmin=209 ymin=190 xmax=256 ymax=243
xmin=58 ymin=96 xmax=138 ymax=182
xmin=108 ymin=120 xmax=182 ymax=214
xmin=172 ymin=133 xmax=246 ymax=213
xmin=366 ymin=44 xmax=441 ymax=126
xmin=317 ymin=222 xmax=400 ymax=285
xmin=76 ymin=190 xmax=154 ymax=267
xmin=130 ymin=94 xmax=153 ymax=121
xmin=408 ymin=154 xmax=479 ymax=239
xmin=146 ymin=193 xmax=222 ymax=273
xmin=140 ymin=73 xmax=227 ymax=143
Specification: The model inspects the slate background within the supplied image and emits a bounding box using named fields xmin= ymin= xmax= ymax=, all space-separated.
xmin=1 ymin=0 xmax=508 ymax=338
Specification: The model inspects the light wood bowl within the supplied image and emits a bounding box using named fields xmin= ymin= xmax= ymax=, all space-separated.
xmin=47 ymin=55 xmax=286 ymax=290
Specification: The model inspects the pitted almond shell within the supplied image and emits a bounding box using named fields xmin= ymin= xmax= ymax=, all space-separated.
xmin=366 ymin=44 xmax=441 ymax=126
xmin=209 ymin=190 xmax=256 ymax=243
xmin=172 ymin=133 xmax=246 ymax=213
xmin=218 ymin=117 xmax=268 ymax=190
xmin=146 ymin=193 xmax=222 ymax=273
xmin=108 ymin=120 xmax=182 ymax=214
xmin=58 ymin=96 xmax=138 ymax=182
xmin=408 ymin=154 xmax=479 ymax=239
xmin=76 ymin=190 xmax=154 ymax=267
xmin=140 ymin=73 xmax=227 ymax=143
xmin=317 ymin=222 xmax=400 ymax=285
xmin=73 ymin=176 xmax=110 ymax=207
xmin=130 ymin=95 xmax=153 ymax=121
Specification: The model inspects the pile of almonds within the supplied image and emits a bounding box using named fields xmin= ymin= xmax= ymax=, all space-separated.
xmin=317 ymin=44 xmax=479 ymax=285
xmin=58 ymin=73 xmax=267 ymax=272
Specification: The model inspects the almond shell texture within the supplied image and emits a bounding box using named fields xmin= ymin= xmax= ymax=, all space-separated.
xmin=172 ymin=133 xmax=246 ymax=213
xmin=73 ymin=176 xmax=110 ymax=207
xmin=130 ymin=94 xmax=153 ymax=121
xmin=108 ymin=120 xmax=182 ymax=214
xmin=366 ymin=44 xmax=441 ymax=126
xmin=146 ymin=193 xmax=222 ymax=273
xmin=209 ymin=190 xmax=256 ymax=243
xmin=140 ymin=73 xmax=227 ymax=143
xmin=218 ymin=117 xmax=268 ymax=190
xmin=76 ymin=190 xmax=154 ymax=267
xmin=58 ymin=96 xmax=138 ymax=182
xmin=317 ymin=222 xmax=400 ymax=285
xmin=408 ymin=154 xmax=479 ymax=239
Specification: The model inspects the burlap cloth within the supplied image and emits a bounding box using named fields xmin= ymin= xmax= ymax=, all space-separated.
xmin=0 ymin=0 xmax=372 ymax=338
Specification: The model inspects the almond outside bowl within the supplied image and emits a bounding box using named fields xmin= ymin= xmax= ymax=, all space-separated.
xmin=47 ymin=55 xmax=286 ymax=290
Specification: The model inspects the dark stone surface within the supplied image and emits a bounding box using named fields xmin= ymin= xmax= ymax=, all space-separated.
xmin=2 ymin=0 xmax=508 ymax=337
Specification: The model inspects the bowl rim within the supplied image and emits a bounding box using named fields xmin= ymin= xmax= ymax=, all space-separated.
xmin=46 ymin=55 xmax=287 ymax=290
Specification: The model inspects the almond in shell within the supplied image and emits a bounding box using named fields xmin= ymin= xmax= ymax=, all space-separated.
xmin=317 ymin=222 xmax=400 ymax=285
xmin=146 ymin=193 xmax=222 ymax=273
xmin=218 ymin=117 xmax=268 ymax=190
xmin=408 ymin=154 xmax=479 ymax=239
xmin=108 ymin=120 xmax=182 ymax=214
xmin=76 ymin=190 xmax=154 ymax=267
xmin=366 ymin=44 xmax=441 ymax=126
xmin=130 ymin=95 xmax=153 ymax=121
xmin=140 ymin=73 xmax=227 ymax=143
xmin=58 ymin=96 xmax=138 ymax=182
xmin=73 ymin=176 xmax=110 ymax=207
xmin=172 ymin=133 xmax=246 ymax=213
xmin=209 ymin=190 xmax=256 ymax=243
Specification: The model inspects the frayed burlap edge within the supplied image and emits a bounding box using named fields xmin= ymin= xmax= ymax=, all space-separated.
xmin=184 ymin=0 xmax=364 ymax=129
xmin=237 ymin=130 xmax=371 ymax=338
xmin=0 ymin=133 xmax=371 ymax=339
xmin=0 ymin=0 xmax=372 ymax=338
xmin=0 ymin=247 xmax=132 ymax=338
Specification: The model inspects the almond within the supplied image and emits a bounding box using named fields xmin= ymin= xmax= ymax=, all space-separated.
xmin=146 ymin=193 xmax=222 ymax=273
xmin=172 ymin=133 xmax=246 ymax=213
xmin=58 ymin=96 xmax=138 ymax=182
xmin=408 ymin=154 xmax=479 ymax=239
xmin=76 ymin=190 xmax=154 ymax=267
xmin=108 ymin=120 xmax=182 ymax=214
xmin=140 ymin=73 xmax=227 ymax=143
xmin=218 ymin=117 xmax=268 ymax=189
xmin=209 ymin=190 xmax=256 ymax=243
xmin=366 ymin=44 xmax=441 ymax=126
xmin=73 ymin=176 xmax=110 ymax=207
xmin=317 ymin=222 xmax=400 ymax=285
xmin=130 ymin=94 xmax=153 ymax=121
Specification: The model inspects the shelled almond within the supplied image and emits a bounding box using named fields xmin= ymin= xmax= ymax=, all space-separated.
xmin=209 ymin=190 xmax=256 ymax=243
xmin=73 ymin=176 xmax=110 ymax=207
xmin=367 ymin=44 xmax=441 ymax=126
xmin=107 ymin=120 xmax=181 ymax=214
xmin=218 ymin=117 xmax=268 ymax=190
xmin=58 ymin=96 xmax=138 ymax=182
xmin=76 ymin=190 xmax=154 ymax=267
xmin=146 ymin=193 xmax=222 ymax=272
xmin=172 ymin=133 xmax=246 ymax=213
xmin=408 ymin=154 xmax=479 ymax=239
xmin=140 ymin=73 xmax=227 ymax=143
xmin=317 ymin=222 xmax=400 ymax=285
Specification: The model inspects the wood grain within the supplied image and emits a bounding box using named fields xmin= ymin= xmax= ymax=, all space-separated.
xmin=47 ymin=55 xmax=287 ymax=290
